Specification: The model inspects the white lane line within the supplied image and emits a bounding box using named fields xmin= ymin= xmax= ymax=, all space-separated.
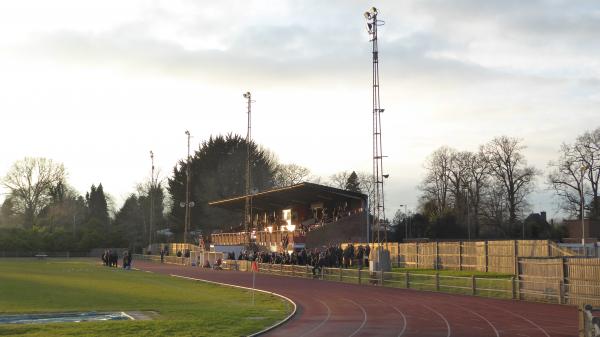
xmin=391 ymin=305 xmax=408 ymax=337
xmin=374 ymin=298 xmax=407 ymax=337
xmin=495 ymin=307 xmax=550 ymax=337
xmin=345 ymin=299 xmax=368 ymax=337
xmin=297 ymin=299 xmax=332 ymax=337
xmin=457 ymin=306 xmax=499 ymax=337
xmin=422 ymin=304 xmax=451 ymax=337
xmin=168 ymin=274 xmax=297 ymax=337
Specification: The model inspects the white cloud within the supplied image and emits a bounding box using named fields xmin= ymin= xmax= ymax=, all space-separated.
xmin=0 ymin=0 xmax=598 ymax=219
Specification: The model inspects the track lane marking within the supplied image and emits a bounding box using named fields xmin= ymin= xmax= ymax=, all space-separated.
xmin=422 ymin=304 xmax=451 ymax=337
xmin=297 ymin=299 xmax=331 ymax=337
xmin=455 ymin=305 xmax=499 ymax=337
xmin=167 ymin=273 xmax=297 ymax=337
xmin=344 ymin=299 xmax=367 ymax=337
xmin=375 ymin=298 xmax=407 ymax=337
xmin=494 ymin=307 xmax=550 ymax=337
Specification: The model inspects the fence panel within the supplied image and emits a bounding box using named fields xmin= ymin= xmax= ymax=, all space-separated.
xmin=488 ymin=240 xmax=517 ymax=274
xmin=418 ymin=242 xmax=436 ymax=269
xmin=518 ymin=258 xmax=563 ymax=303
xmin=438 ymin=242 xmax=460 ymax=270
xmin=398 ymin=243 xmax=418 ymax=268
xmin=566 ymin=258 xmax=600 ymax=306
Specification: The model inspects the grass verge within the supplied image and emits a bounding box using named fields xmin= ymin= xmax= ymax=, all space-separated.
xmin=0 ymin=259 xmax=292 ymax=337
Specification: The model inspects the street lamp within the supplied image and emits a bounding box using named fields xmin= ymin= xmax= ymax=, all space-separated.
xmin=580 ymin=164 xmax=588 ymax=254
xmin=149 ymin=150 xmax=154 ymax=248
xmin=183 ymin=130 xmax=192 ymax=244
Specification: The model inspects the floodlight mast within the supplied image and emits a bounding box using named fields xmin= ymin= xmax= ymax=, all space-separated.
xmin=243 ymin=92 xmax=253 ymax=245
xmin=365 ymin=7 xmax=387 ymax=248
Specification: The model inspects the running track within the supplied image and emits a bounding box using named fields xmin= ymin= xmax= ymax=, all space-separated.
xmin=135 ymin=261 xmax=577 ymax=337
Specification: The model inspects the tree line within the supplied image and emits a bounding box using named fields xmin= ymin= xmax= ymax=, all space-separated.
xmin=2 ymin=128 xmax=598 ymax=251
xmin=400 ymin=128 xmax=600 ymax=240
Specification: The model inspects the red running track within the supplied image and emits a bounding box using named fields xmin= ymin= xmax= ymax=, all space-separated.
xmin=135 ymin=261 xmax=577 ymax=337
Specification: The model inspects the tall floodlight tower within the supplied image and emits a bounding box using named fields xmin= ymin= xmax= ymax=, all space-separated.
xmin=243 ymin=92 xmax=253 ymax=244
xmin=149 ymin=150 xmax=155 ymax=247
xmin=365 ymin=7 xmax=391 ymax=272
xmin=365 ymin=7 xmax=386 ymax=246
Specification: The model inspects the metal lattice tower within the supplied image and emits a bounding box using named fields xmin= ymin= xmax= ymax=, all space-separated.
xmin=365 ymin=7 xmax=387 ymax=246
xmin=243 ymin=92 xmax=253 ymax=244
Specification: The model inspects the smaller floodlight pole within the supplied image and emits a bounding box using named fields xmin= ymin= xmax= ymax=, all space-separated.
xmin=184 ymin=130 xmax=191 ymax=244
xmin=149 ymin=150 xmax=155 ymax=248
xmin=365 ymin=7 xmax=387 ymax=247
xmin=243 ymin=92 xmax=253 ymax=245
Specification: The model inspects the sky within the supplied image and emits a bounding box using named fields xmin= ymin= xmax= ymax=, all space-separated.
xmin=0 ymin=0 xmax=599 ymax=220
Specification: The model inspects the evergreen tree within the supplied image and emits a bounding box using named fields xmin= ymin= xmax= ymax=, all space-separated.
xmin=86 ymin=183 xmax=109 ymax=227
xmin=168 ymin=134 xmax=278 ymax=238
xmin=345 ymin=171 xmax=362 ymax=193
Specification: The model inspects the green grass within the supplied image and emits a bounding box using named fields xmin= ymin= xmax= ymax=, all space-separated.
xmin=0 ymin=259 xmax=292 ymax=336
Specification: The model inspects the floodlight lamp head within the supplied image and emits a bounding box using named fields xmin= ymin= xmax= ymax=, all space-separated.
xmin=383 ymin=174 xmax=390 ymax=178
xmin=185 ymin=130 xmax=190 ymax=136
xmin=243 ymin=92 xmax=251 ymax=99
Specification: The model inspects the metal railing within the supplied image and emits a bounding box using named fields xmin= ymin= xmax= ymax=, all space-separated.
xmin=134 ymin=254 xmax=188 ymax=265
xmin=216 ymin=259 xmax=600 ymax=306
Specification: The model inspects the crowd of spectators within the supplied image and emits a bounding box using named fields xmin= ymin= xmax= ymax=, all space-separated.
xmin=101 ymin=249 xmax=132 ymax=269
xmin=226 ymin=243 xmax=371 ymax=276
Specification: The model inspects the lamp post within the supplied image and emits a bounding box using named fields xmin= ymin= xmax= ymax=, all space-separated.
xmin=149 ymin=150 xmax=154 ymax=248
xmin=183 ymin=130 xmax=192 ymax=244
xmin=580 ymin=165 xmax=588 ymax=253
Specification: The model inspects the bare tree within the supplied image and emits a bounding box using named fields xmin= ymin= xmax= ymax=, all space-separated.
xmin=273 ymin=163 xmax=312 ymax=187
xmin=328 ymin=171 xmax=351 ymax=189
xmin=463 ymin=149 xmax=490 ymax=237
xmin=575 ymin=128 xmax=600 ymax=218
xmin=357 ymin=172 xmax=375 ymax=214
xmin=479 ymin=180 xmax=509 ymax=236
xmin=548 ymin=143 xmax=587 ymax=218
xmin=483 ymin=136 xmax=538 ymax=233
xmin=419 ymin=146 xmax=455 ymax=217
xmin=2 ymin=157 xmax=66 ymax=227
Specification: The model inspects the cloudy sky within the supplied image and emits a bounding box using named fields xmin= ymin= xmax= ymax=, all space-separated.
xmin=0 ymin=0 xmax=598 ymax=219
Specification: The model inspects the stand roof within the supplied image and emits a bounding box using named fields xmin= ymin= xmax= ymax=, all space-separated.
xmin=208 ymin=182 xmax=367 ymax=212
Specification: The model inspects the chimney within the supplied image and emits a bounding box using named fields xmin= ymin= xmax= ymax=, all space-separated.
xmin=541 ymin=211 xmax=547 ymax=223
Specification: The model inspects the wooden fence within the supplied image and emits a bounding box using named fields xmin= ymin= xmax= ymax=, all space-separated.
xmin=342 ymin=240 xmax=575 ymax=274
xmin=518 ymin=257 xmax=600 ymax=306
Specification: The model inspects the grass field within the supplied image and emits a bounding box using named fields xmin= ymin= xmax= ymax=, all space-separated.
xmin=0 ymin=259 xmax=292 ymax=337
